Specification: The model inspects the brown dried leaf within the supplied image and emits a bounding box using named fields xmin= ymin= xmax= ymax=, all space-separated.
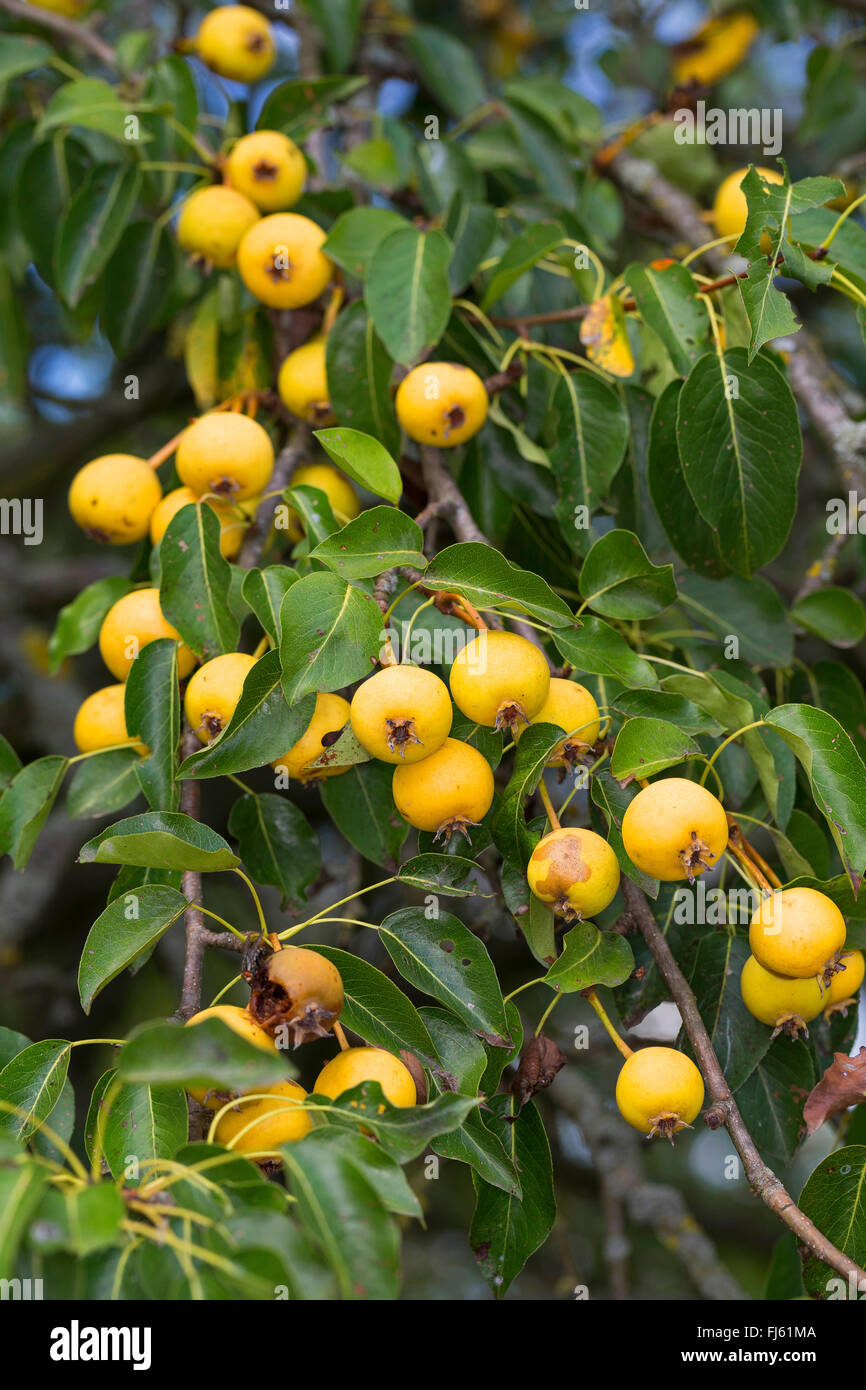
xmin=510 ymin=1033 xmax=567 ymax=1110
xmin=803 ymin=1046 xmax=866 ymax=1135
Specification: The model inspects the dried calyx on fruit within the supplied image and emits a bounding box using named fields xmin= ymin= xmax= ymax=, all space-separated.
xmin=245 ymin=942 xmax=344 ymax=1046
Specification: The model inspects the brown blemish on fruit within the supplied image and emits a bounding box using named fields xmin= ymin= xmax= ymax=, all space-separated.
xmin=246 ymin=32 xmax=269 ymax=54
xmin=202 ymin=711 xmax=223 ymax=739
xmin=208 ymin=475 xmax=239 ymax=496
xmin=443 ymin=404 xmax=466 ymax=437
xmin=265 ymin=254 xmax=293 ymax=283
xmin=533 ymin=835 xmax=591 ymax=903
xmin=252 ymin=159 xmax=279 ymax=183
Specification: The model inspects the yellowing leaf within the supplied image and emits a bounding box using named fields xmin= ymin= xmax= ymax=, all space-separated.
xmin=579 ymin=296 xmax=634 ymax=377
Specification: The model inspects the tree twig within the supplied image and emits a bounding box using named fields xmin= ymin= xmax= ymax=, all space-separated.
xmin=418 ymin=446 xmax=552 ymax=661
xmin=237 ymin=422 xmax=311 ymax=570
xmin=620 ymin=876 xmax=866 ymax=1286
xmin=0 ymin=0 xmax=117 ymax=67
xmin=557 ymin=1068 xmax=748 ymax=1299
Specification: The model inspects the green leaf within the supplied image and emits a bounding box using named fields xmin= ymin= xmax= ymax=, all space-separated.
xmin=552 ymin=617 xmax=658 ymax=687
xmin=143 ymin=56 xmax=199 ymax=203
xmin=322 ymin=207 xmax=405 ymax=278
xmin=686 ymin=934 xmax=771 ymax=1090
xmin=736 ymin=171 xmax=840 ymax=357
xmin=647 ymin=380 xmax=726 ymax=577
xmin=492 ymin=724 xmax=563 ymax=867
xmin=626 ymin=260 xmax=710 ymax=375
xmin=365 ymin=225 xmax=452 ymax=366
xmin=66 ymin=748 xmax=141 ymax=820
xmin=423 ymin=541 xmax=573 ymax=627
xmin=444 ymin=195 xmax=497 ymax=293
xmin=397 ymin=854 xmax=489 ymax=898
xmin=591 ymin=771 xmax=659 ymax=897
xmin=610 ymin=717 xmax=699 ymax=780
xmin=256 ymin=76 xmax=368 ymax=138
xmin=159 ymin=499 xmax=239 ymax=661
xmin=325 ymin=302 xmax=399 ymax=454
xmin=321 ymin=1084 xmax=478 ymax=1164
xmin=241 ymin=566 xmax=298 ymax=644
xmin=55 ymin=162 xmax=142 ymax=308
xmin=544 ymin=922 xmax=633 ymax=991
xmin=481 ymin=221 xmax=564 ymax=309
xmin=798 ymin=1145 xmax=866 ymax=1299
xmin=405 ymin=25 xmax=487 ymax=118
xmin=310 ymin=506 xmax=425 ymax=579
xmin=85 ymin=1071 xmax=188 ymax=1182
xmin=434 ymin=1110 xmax=521 ymax=1195
xmin=280 ymin=1130 xmax=401 ymax=1299
xmin=735 ymin=1036 xmax=814 ymax=1162
xmin=124 ymin=638 xmax=180 ymax=813
xmin=79 ymin=812 xmax=239 ymax=871
xmin=285 ymin=482 xmax=340 ymax=548
xmin=0 ymin=1161 xmax=49 ymax=1275
xmin=764 ymin=703 xmax=866 ymax=886
xmin=301 ymin=1126 xmax=422 ymax=1220
xmin=48 ymin=576 xmax=132 ymax=673
xmin=117 ymin=1019 xmax=289 ymax=1091
xmin=791 ymin=587 xmax=866 ymax=649
xmin=550 ymin=371 xmax=629 ymax=528
xmin=78 ymin=885 xmax=188 ymax=1012
xmin=16 ymin=136 xmax=89 ymax=283
xmin=178 ymin=652 xmax=314 ymax=780
xmin=677 ymin=571 xmax=794 ymax=667
xmin=0 ymin=1040 xmax=70 ymax=1141
xmin=280 ymin=573 xmax=383 ymax=703
xmin=0 ymin=262 xmax=28 ymax=404
xmin=379 ymin=908 xmax=511 ymax=1047
xmin=502 ymin=848 xmax=557 ymax=965
xmin=470 ymin=1095 xmax=555 ymax=1298
xmin=310 ymin=945 xmax=439 ymax=1070
xmin=37 ymin=78 xmax=137 ymax=143
xmin=677 ymin=349 xmax=802 ymax=576
xmin=579 ymin=529 xmax=676 ymax=619
xmin=0 ymin=736 xmax=22 ymax=794
xmin=300 ymin=0 xmax=363 ymax=70
xmin=104 ymin=220 xmax=175 ymax=357
xmin=314 ymin=426 xmax=403 ymax=504
xmin=228 ymin=794 xmax=320 ymax=909
xmin=29 ymin=1182 xmax=124 ymax=1257
xmin=320 ymin=760 xmax=408 ymax=869
xmin=0 ymin=34 xmax=54 ymax=82
xmin=0 ymin=756 xmax=68 ymax=870
xmin=613 ymin=688 xmax=722 ymax=737
xmin=420 ymin=1007 xmax=488 ymax=1095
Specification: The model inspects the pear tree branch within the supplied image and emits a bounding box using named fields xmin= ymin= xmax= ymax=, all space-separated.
xmin=621 ymin=877 xmax=866 ymax=1285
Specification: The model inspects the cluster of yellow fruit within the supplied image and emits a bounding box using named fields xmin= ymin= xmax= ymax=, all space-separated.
xmin=740 ymin=887 xmax=861 ymax=1036
xmin=536 ymin=777 xmax=728 ymax=1140
xmin=68 ymin=410 xmax=278 ymax=756
xmin=348 ymin=631 xmax=599 ymax=842
xmin=186 ymin=945 xmax=417 ymax=1158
